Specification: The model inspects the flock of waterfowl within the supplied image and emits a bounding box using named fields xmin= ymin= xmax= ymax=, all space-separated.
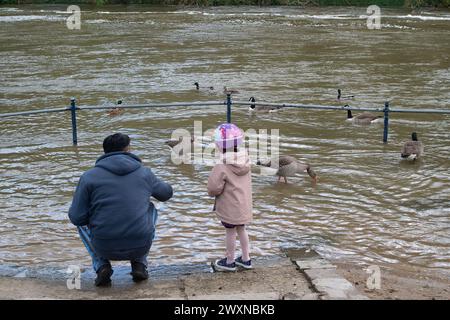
xmin=109 ymin=83 xmax=425 ymax=185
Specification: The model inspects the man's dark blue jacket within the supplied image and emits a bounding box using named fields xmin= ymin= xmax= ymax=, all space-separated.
xmin=69 ymin=151 xmax=173 ymax=260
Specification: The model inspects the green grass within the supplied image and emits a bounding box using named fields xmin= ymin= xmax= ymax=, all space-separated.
xmin=0 ymin=0 xmax=448 ymax=8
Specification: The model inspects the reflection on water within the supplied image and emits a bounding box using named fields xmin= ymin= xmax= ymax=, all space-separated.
xmin=0 ymin=5 xmax=449 ymax=277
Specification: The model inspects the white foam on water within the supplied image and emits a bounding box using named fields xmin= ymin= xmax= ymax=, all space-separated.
xmin=286 ymin=14 xmax=358 ymax=20
xmin=0 ymin=15 xmax=65 ymax=23
xmin=383 ymin=23 xmax=416 ymax=30
xmin=0 ymin=7 xmax=23 ymax=12
xmin=97 ymin=11 xmax=142 ymax=14
xmin=6 ymin=9 xmax=446 ymax=23
xmin=36 ymin=9 xmax=71 ymax=14
xmin=385 ymin=14 xmax=450 ymax=21
xmin=85 ymin=19 xmax=110 ymax=24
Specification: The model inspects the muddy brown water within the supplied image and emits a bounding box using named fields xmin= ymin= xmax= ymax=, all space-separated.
xmin=0 ymin=5 xmax=449 ymax=279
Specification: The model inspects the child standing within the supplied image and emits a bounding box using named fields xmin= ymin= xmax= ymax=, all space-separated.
xmin=207 ymin=123 xmax=253 ymax=271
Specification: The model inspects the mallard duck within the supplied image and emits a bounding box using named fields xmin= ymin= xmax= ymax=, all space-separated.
xmin=257 ymin=155 xmax=318 ymax=184
xmin=346 ymin=108 xmax=381 ymax=124
xmin=107 ymin=100 xmax=124 ymax=116
xmin=248 ymin=97 xmax=283 ymax=113
xmin=401 ymin=132 xmax=424 ymax=161
xmin=194 ymin=82 xmax=214 ymax=91
xmin=223 ymin=86 xmax=239 ymax=95
xmin=337 ymin=89 xmax=355 ymax=101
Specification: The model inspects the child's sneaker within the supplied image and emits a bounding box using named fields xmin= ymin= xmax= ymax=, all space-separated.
xmin=214 ymin=258 xmax=236 ymax=272
xmin=235 ymin=256 xmax=252 ymax=269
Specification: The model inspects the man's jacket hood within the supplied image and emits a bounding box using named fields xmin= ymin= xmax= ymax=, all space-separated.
xmin=95 ymin=152 xmax=141 ymax=176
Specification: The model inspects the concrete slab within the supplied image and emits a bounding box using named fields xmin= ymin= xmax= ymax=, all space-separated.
xmin=295 ymin=259 xmax=336 ymax=270
xmin=312 ymin=277 xmax=369 ymax=300
xmin=313 ymin=277 xmax=355 ymax=291
xmin=304 ymin=268 xmax=340 ymax=281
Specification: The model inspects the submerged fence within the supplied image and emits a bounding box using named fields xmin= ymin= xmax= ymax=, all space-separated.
xmin=0 ymin=94 xmax=449 ymax=145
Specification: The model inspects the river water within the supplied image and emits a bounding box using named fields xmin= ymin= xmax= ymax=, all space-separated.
xmin=0 ymin=5 xmax=449 ymax=278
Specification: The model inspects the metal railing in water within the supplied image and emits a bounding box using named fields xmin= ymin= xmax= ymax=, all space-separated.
xmin=0 ymin=95 xmax=449 ymax=145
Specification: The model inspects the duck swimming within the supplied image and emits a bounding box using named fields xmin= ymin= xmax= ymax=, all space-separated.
xmin=248 ymin=97 xmax=283 ymax=113
xmin=337 ymin=89 xmax=355 ymax=101
xmin=194 ymin=82 xmax=214 ymax=91
xmin=107 ymin=100 xmax=124 ymax=116
xmin=401 ymin=132 xmax=424 ymax=161
xmin=346 ymin=108 xmax=381 ymax=124
xmin=257 ymin=155 xmax=318 ymax=184
xmin=223 ymin=86 xmax=239 ymax=95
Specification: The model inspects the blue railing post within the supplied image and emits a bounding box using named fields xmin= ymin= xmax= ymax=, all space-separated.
xmin=70 ymin=97 xmax=78 ymax=145
xmin=383 ymin=101 xmax=389 ymax=144
xmin=226 ymin=94 xmax=231 ymax=123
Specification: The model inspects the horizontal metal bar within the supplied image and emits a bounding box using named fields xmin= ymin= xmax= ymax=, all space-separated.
xmin=387 ymin=108 xmax=450 ymax=114
xmin=0 ymin=107 xmax=69 ymax=118
xmin=234 ymin=101 xmax=384 ymax=112
xmin=78 ymin=101 xmax=225 ymax=111
xmin=233 ymin=101 xmax=450 ymax=114
xmin=1 ymin=101 xmax=448 ymax=119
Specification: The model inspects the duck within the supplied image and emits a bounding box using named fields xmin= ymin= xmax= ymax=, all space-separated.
xmin=257 ymin=155 xmax=318 ymax=184
xmin=337 ymin=89 xmax=355 ymax=101
xmin=401 ymin=132 xmax=424 ymax=161
xmin=248 ymin=97 xmax=283 ymax=113
xmin=346 ymin=108 xmax=381 ymax=124
xmin=223 ymin=86 xmax=239 ymax=95
xmin=107 ymin=100 xmax=124 ymax=116
xmin=194 ymin=82 xmax=214 ymax=91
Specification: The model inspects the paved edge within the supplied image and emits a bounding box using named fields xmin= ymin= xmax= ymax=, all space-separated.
xmin=0 ymin=249 xmax=367 ymax=300
xmin=282 ymin=248 xmax=369 ymax=300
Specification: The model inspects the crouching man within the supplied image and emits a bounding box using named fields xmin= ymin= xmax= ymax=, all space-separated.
xmin=69 ymin=133 xmax=173 ymax=286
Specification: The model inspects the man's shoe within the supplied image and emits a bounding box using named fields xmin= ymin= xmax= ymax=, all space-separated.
xmin=213 ymin=258 xmax=236 ymax=272
xmin=131 ymin=262 xmax=149 ymax=282
xmin=95 ymin=264 xmax=113 ymax=287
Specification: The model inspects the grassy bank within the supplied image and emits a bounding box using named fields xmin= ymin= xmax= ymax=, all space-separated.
xmin=1 ymin=0 xmax=449 ymax=8
xmin=0 ymin=0 xmax=449 ymax=9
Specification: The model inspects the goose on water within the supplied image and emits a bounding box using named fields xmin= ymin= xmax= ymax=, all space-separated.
xmin=337 ymin=89 xmax=355 ymax=101
xmin=194 ymin=82 xmax=214 ymax=91
xmin=248 ymin=97 xmax=283 ymax=113
xmin=346 ymin=108 xmax=381 ymax=124
xmin=257 ymin=155 xmax=318 ymax=184
xmin=401 ymin=132 xmax=424 ymax=161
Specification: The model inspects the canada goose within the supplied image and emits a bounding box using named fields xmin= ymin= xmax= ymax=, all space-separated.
xmin=223 ymin=86 xmax=239 ymax=95
xmin=194 ymin=82 xmax=214 ymax=91
xmin=401 ymin=132 xmax=424 ymax=161
xmin=257 ymin=155 xmax=318 ymax=184
xmin=107 ymin=100 xmax=124 ymax=116
xmin=337 ymin=89 xmax=355 ymax=101
xmin=346 ymin=108 xmax=381 ymax=124
xmin=248 ymin=97 xmax=283 ymax=113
